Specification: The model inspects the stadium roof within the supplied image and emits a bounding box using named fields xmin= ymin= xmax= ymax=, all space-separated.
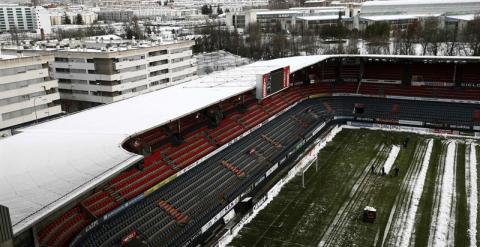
xmin=2 ymin=54 xmax=480 ymax=235
xmin=0 ymin=55 xmax=328 ymax=235
xmin=361 ymin=0 xmax=480 ymax=6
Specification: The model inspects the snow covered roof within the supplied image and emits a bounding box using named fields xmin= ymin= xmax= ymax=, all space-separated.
xmin=297 ymin=15 xmax=342 ymax=21
xmin=0 ymin=55 xmax=328 ymax=235
xmin=256 ymin=10 xmax=303 ymax=16
xmin=362 ymin=0 xmax=480 ymax=6
xmin=360 ymin=14 xmax=434 ymax=21
xmin=0 ymin=54 xmax=18 ymax=60
xmin=446 ymin=14 xmax=478 ymax=21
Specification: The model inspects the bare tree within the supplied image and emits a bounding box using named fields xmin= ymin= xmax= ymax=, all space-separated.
xmin=418 ymin=18 xmax=441 ymax=55
xmin=8 ymin=25 xmax=20 ymax=46
xmin=443 ymin=24 xmax=459 ymax=56
xmin=392 ymin=22 xmax=419 ymax=55
xmin=462 ymin=17 xmax=480 ymax=55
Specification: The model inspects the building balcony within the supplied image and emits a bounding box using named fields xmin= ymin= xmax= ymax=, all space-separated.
xmin=0 ymin=105 xmax=62 ymax=130
xmin=114 ymin=59 xmax=148 ymax=70
xmin=0 ymin=92 xmax=60 ymax=114
xmin=148 ymin=63 xmax=170 ymax=73
xmin=0 ymin=79 xmax=58 ymax=99
xmin=169 ymin=58 xmax=195 ymax=69
xmin=54 ymin=72 xmax=113 ymax=81
xmin=59 ymin=79 xmax=148 ymax=93
xmin=53 ymin=62 xmax=95 ymax=70
xmin=0 ymin=68 xmax=49 ymax=85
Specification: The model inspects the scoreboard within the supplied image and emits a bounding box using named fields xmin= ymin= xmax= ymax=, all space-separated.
xmin=256 ymin=66 xmax=290 ymax=100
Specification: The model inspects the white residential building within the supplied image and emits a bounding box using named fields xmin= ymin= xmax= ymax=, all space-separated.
xmin=173 ymin=0 xmax=268 ymax=8
xmin=49 ymin=10 xmax=98 ymax=25
xmin=23 ymin=39 xmax=197 ymax=112
xmin=0 ymin=53 xmax=61 ymax=130
xmin=0 ymin=5 xmax=52 ymax=35
xmin=226 ymin=7 xmax=350 ymax=31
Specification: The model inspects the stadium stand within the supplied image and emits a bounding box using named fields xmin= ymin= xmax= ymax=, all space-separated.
xmin=76 ymin=92 xmax=480 ymax=246
xmin=75 ymin=100 xmax=331 ymax=246
xmin=363 ymin=61 xmax=403 ymax=82
xmin=4 ymin=54 xmax=480 ymax=247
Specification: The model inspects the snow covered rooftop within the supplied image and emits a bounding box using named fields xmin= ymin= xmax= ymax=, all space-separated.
xmin=297 ymin=15 xmax=342 ymax=21
xmin=362 ymin=0 xmax=480 ymax=6
xmin=0 ymin=54 xmax=18 ymax=60
xmin=0 ymin=55 xmax=329 ymax=235
xmin=446 ymin=14 xmax=478 ymax=21
xmin=256 ymin=10 xmax=303 ymax=15
xmin=360 ymin=14 xmax=436 ymax=21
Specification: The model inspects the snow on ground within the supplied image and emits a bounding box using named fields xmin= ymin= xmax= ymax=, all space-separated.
xmin=467 ymin=143 xmax=478 ymax=247
xmin=429 ymin=141 xmax=457 ymax=247
xmin=381 ymin=139 xmax=432 ymax=247
xmin=395 ymin=139 xmax=434 ymax=247
xmin=383 ymin=145 xmax=401 ymax=174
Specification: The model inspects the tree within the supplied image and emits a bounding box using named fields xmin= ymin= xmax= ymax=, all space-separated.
xmin=217 ymin=6 xmax=223 ymax=15
xmin=8 ymin=25 xmax=20 ymax=46
xmin=346 ymin=37 xmax=360 ymax=54
xmin=320 ymin=24 xmax=349 ymax=40
xmin=444 ymin=24 xmax=459 ymax=56
xmin=75 ymin=14 xmax=83 ymax=25
xmin=201 ymin=4 xmax=209 ymax=15
xmin=392 ymin=21 xmax=420 ymax=55
xmin=418 ymin=18 xmax=441 ymax=55
xmin=364 ymin=22 xmax=390 ymax=44
xmin=64 ymin=14 xmax=71 ymax=25
xmin=363 ymin=22 xmax=390 ymax=55
xmin=145 ymin=26 xmax=152 ymax=35
xmin=208 ymin=5 xmax=213 ymax=15
xmin=123 ymin=16 xmax=144 ymax=39
xmin=462 ymin=17 xmax=480 ymax=55
xmin=271 ymin=33 xmax=288 ymax=58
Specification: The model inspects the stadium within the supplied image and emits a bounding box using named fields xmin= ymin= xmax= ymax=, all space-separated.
xmin=1 ymin=54 xmax=480 ymax=247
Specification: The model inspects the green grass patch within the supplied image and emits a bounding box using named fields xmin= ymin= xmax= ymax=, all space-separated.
xmin=414 ymin=139 xmax=443 ymax=247
xmin=454 ymin=142 xmax=468 ymax=247
xmin=476 ymin=145 xmax=480 ymax=246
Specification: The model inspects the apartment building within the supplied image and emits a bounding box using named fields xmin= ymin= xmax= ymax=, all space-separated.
xmin=0 ymin=53 xmax=61 ymax=130
xmin=0 ymin=5 xmax=52 ymax=34
xmin=44 ymin=40 xmax=196 ymax=112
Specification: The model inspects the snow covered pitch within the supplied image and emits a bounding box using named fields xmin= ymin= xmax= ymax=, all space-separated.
xmin=229 ymin=128 xmax=480 ymax=247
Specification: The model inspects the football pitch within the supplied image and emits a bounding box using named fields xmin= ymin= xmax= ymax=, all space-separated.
xmin=228 ymin=128 xmax=480 ymax=247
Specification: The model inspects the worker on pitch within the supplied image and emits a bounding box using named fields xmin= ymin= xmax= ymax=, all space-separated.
xmin=393 ymin=166 xmax=400 ymax=177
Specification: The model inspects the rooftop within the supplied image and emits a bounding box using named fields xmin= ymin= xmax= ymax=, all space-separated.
xmin=0 ymin=54 xmax=18 ymax=60
xmin=362 ymin=0 xmax=480 ymax=6
xmin=446 ymin=14 xmax=478 ymax=21
xmin=256 ymin=10 xmax=303 ymax=15
xmin=297 ymin=15 xmax=342 ymax=21
xmin=360 ymin=14 xmax=440 ymax=21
